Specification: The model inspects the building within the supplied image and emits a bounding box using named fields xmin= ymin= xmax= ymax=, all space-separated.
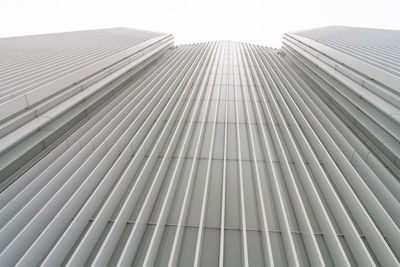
xmin=0 ymin=26 xmax=399 ymax=266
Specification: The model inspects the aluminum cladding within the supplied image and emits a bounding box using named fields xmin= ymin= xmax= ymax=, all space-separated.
xmin=0 ymin=27 xmax=399 ymax=266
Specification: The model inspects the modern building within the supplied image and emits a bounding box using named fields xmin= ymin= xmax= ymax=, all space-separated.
xmin=0 ymin=26 xmax=399 ymax=266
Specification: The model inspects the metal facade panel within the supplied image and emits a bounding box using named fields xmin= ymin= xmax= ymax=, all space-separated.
xmin=286 ymin=26 xmax=400 ymax=90
xmin=0 ymin=28 xmax=172 ymax=121
xmin=293 ymin=26 xmax=400 ymax=77
xmin=0 ymin=28 xmax=399 ymax=266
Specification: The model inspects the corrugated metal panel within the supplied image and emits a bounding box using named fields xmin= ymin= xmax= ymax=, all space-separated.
xmin=0 ymin=28 xmax=173 ymax=186
xmin=284 ymin=26 xmax=400 ymax=90
xmin=0 ymin=28 xmax=399 ymax=266
xmin=0 ymin=28 xmax=173 ymax=121
xmin=292 ymin=26 xmax=400 ymax=76
xmin=283 ymin=27 xmax=400 ymax=194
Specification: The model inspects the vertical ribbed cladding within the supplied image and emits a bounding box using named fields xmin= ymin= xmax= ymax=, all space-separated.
xmin=0 ymin=40 xmax=221 ymax=266
xmin=282 ymin=32 xmax=400 ymax=211
xmin=0 ymin=29 xmax=399 ymax=266
xmin=289 ymin=26 xmax=400 ymax=80
xmin=0 ymin=28 xmax=165 ymax=100
xmin=280 ymin=28 xmax=400 ymax=265
xmin=282 ymin=28 xmax=400 ymax=188
xmin=0 ymin=28 xmax=173 ymax=122
xmin=0 ymin=29 xmax=173 ymax=189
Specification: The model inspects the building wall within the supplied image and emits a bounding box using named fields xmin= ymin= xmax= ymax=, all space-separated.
xmin=0 ymin=27 xmax=399 ymax=266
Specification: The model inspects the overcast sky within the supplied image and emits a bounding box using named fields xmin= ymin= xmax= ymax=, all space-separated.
xmin=1 ymin=0 xmax=399 ymax=47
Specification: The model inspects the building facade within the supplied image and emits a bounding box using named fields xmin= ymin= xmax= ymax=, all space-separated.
xmin=0 ymin=26 xmax=399 ymax=266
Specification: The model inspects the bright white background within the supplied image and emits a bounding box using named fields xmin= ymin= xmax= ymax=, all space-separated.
xmin=1 ymin=0 xmax=399 ymax=47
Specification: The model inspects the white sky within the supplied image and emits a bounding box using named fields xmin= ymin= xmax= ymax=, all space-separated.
xmin=1 ymin=0 xmax=399 ymax=47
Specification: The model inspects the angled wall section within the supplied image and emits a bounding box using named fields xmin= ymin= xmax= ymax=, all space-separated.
xmin=0 ymin=28 xmax=173 ymax=186
xmin=0 ymin=27 xmax=399 ymax=266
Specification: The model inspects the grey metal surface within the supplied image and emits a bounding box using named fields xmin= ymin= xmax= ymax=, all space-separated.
xmin=0 ymin=28 xmax=172 ymax=121
xmin=283 ymin=27 xmax=400 ymax=196
xmin=285 ymin=26 xmax=400 ymax=90
xmin=0 ymin=27 xmax=399 ymax=266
